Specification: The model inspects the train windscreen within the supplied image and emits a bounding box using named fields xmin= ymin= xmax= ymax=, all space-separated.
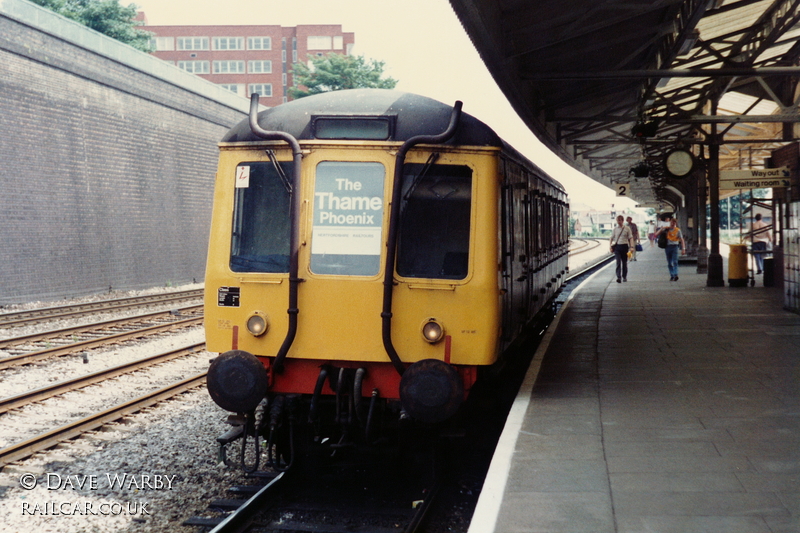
xmin=229 ymin=161 xmax=292 ymax=273
xmin=396 ymin=163 xmax=472 ymax=280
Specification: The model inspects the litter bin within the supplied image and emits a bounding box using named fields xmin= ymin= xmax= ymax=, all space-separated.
xmin=763 ymin=257 xmax=774 ymax=287
xmin=728 ymin=244 xmax=748 ymax=287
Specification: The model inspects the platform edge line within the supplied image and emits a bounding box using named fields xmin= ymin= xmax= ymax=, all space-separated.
xmin=466 ymin=268 xmax=605 ymax=533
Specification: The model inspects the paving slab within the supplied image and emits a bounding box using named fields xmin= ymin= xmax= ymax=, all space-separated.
xmin=469 ymin=247 xmax=800 ymax=533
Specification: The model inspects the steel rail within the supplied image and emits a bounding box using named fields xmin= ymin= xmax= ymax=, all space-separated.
xmin=565 ymin=251 xmax=614 ymax=282
xmin=208 ymin=473 xmax=286 ymax=533
xmin=0 ymin=373 xmax=207 ymax=468
xmin=568 ymin=238 xmax=591 ymax=254
xmin=0 ymin=343 xmax=206 ymax=414
xmin=0 ymin=304 xmax=203 ymax=349
xmin=568 ymin=238 xmax=603 ymax=257
xmin=0 ymin=315 xmax=203 ymax=371
xmin=192 ymin=473 xmax=434 ymax=533
xmin=403 ymin=481 xmax=442 ymax=533
xmin=0 ymin=289 xmax=203 ymax=327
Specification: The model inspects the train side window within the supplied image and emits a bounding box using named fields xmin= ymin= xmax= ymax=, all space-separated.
xmin=397 ymin=163 xmax=472 ymax=280
xmin=229 ymin=161 xmax=292 ymax=273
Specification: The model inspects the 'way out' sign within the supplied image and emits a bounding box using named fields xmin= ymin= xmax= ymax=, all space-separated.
xmin=719 ymin=167 xmax=791 ymax=190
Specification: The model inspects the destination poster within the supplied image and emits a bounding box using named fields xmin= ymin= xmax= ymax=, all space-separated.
xmin=311 ymin=161 xmax=385 ymax=276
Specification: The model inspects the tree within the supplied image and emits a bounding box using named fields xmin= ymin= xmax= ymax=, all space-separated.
xmin=30 ymin=0 xmax=153 ymax=52
xmin=288 ymin=53 xmax=398 ymax=99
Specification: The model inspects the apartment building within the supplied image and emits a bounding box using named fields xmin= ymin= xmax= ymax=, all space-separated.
xmin=140 ymin=15 xmax=355 ymax=107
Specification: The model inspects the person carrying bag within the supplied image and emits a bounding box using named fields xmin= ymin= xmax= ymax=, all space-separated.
xmin=609 ymin=215 xmax=635 ymax=283
xmin=654 ymin=218 xmax=686 ymax=281
xmin=626 ymin=216 xmax=641 ymax=260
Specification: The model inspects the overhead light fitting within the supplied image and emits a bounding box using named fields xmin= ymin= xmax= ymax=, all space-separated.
xmin=631 ymin=120 xmax=659 ymax=139
xmin=630 ymin=162 xmax=649 ymax=178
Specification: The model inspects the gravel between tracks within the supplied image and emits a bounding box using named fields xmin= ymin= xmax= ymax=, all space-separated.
xmin=0 ymin=389 xmax=243 ymax=533
xmin=0 ymin=284 xmax=250 ymax=532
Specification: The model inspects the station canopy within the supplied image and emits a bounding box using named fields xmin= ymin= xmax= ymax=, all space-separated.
xmin=449 ymin=0 xmax=800 ymax=209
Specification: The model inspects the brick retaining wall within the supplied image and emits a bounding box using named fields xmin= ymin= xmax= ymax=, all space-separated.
xmin=0 ymin=0 xmax=249 ymax=304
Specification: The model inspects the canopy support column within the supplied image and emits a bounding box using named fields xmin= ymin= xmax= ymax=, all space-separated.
xmin=707 ymin=102 xmax=725 ymax=287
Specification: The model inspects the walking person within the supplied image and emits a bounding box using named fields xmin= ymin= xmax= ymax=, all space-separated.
xmin=609 ymin=215 xmax=634 ymax=283
xmin=654 ymin=218 xmax=686 ymax=281
xmin=749 ymin=213 xmax=771 ymax=275
xmin=626 ymin=216 xmax=640 ymax=260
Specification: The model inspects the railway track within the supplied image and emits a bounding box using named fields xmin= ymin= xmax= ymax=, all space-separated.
xmin=0 ymin=305 xmax=203 ymax=370
xmin=568 ymin=237 xmax=603 ymax=256
xmin=0 ymin=342 xmax=206 ymax=415
xmin=184 ymin=465 xmax=440 ymax=533
xmin=0 ymin=372 xmax=207 ymax=468
xmin=0 ymin=288 xmax=203 ymax=328
xmin=0 ymin=294 xmax=209 ymax=468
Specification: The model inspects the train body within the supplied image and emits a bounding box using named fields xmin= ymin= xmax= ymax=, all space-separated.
xmin=204 ymin=89 xmax=568 ymax=463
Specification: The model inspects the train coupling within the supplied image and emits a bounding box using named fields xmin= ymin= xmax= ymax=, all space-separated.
xmin=215 ymin=423 xmax=245 ymax=466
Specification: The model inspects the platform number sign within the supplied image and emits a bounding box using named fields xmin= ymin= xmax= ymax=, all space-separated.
xmin=616 ymin=183 xmax=630 ymax=197
xmin=235 ymin=165 xmax=250 ymax=188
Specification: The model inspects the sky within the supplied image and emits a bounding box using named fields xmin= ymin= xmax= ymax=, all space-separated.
xmin=132 ymin=0 xmax=639 ymax=211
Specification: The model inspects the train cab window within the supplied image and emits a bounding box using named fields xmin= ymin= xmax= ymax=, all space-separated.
xmin=312 ymin=116 xmax=393 ymax=140
xmin=310 ymin=161 xmax=386 ymax=276
xmin=397 ymin=163 xmax=472 ymax=280
xmin=229 ymin=161 xmax=292 ymax=273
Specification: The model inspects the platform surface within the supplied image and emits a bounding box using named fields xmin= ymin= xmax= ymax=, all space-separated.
xmin=470 ymin=245 xmax=800 ymax=533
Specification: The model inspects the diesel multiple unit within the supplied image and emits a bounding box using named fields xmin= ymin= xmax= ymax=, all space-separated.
xmin=204 ymin=89 xmax=568 ymax=469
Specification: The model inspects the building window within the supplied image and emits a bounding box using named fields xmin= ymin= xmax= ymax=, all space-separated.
xmin=213 ymin=37 xmax=244 ymax=50
xmin=178 ymin=60 xmax=210 ymax=74
xmin=282 ymin=73 xmax=287 ymax=85
xmin=249 ymin=84 xmax=273 ymax=97
xmin=213 ymin=60 xmax=246 ymax=74
xmin=248 ymin=60 xmax=272 ymax=74
xmin=248 ymin=37 xmax=271 ymax=50
xmin=333 ymin=36 xmax=343 ymax=49
xmin=177 ymin=37 xmax=209 ymax=51
xmin=307 ymin=36 xmax=332 ymax=50
xmin=153 ymin=36 xmax=174 ymax=51
xmin=220 ymin=84 xmax=245 ymax=96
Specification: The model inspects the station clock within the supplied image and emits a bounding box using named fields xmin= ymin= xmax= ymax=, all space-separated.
xmin=664 ymin=149 xmax=695 ymax=178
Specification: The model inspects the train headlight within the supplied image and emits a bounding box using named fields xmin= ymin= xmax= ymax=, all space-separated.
xmin=421 ymin=319 xmax=444 ymax=344
xmin=246 ymin=313 xmax=269 ymax=337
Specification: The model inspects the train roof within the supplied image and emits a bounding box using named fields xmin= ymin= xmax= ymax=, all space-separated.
xmin=222 ymin=89 xmax=502 ymax=145
xmin=222 ymin=89 xmax=565 ymax=195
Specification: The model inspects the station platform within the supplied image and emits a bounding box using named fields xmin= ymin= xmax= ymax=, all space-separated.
xmin=469 ymin=245 xmax=800 ymax=533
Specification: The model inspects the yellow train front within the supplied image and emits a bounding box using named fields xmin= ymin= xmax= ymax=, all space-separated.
xmin=204 ymin=89 xmax=568 ymax=466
